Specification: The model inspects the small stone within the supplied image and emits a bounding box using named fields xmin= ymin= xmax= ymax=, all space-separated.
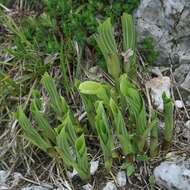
xmin=12 ymin=172 xmax=23 ymax=187
xmin=185 ymin=120 xmax=190 ymax=129
xmin=116 ymin=171 xmax=126 ymax=187
xmin=82 ymin=183 xmax=93 ymax=190
xmin=158 ymin=121 xmax=164 ymax=129
xmin=175 ymin=100 xmax=184 ymax=109
xmin=181 ymin=71 xmax=190 ymax=90
xmin=67 ymin=169 xmax=78 ymax=179
xmin=90 ymin=160 xmax=99 ymax=175
xmin=102 ymin=182 xmax=117 ymax=190
xmin=0 ymin=170 xmax=8 ymax=185
xmin=21 ymin=186 xmax=49 ymax=190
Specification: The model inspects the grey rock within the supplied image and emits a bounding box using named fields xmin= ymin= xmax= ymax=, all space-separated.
xmin=135 ymin=0 xmax=190 ymax=65
xmin=90 ymin=160 xmax=99 ymax=175
xmin=180 ymin=55 xmax=190 ymax=65
xmin=185 ymin=120 xmax=190 ymax=129
xmin=175 ymin=100 xmax=184 ymax=109
xmin=21 ymin=186 xmax=49 ymax=190
xmin=116 ymin=171 xmax=126 ymax=187
xmin=0 ymin=170 xmax=8 ymax=185
xmin=102 ymin=182 xmax=117 ymax=190
xmin=181 ymin=71 xmax=190 ymax=90
xmin=154 ymin=156 xmax=190 ymax=190
xmin=174 ymin=64 xmax=190 ymax=84
xmin=82 ymin=183 xmax=93 ymax=190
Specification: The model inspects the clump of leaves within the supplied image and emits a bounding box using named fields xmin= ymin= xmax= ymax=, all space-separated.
xmin=95 ymin=101 xmax=114 ymax=171
xmin=15 ymin=13 xmax=174 ymax=182
xmin=95 ymin=13 xmax=136 ymax=82
xmin=16 ymin=73 xmax=90 ymax=181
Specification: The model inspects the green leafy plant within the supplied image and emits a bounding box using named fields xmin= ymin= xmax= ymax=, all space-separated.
xmin=120 ymin=74 xmax=148 ymax=152
xmin=15 ymin=107 xmax=52 ymax=153
xmin=15 ymin=13 xmax=174 ymax=183
xmin=121 ymin=13 xmax=136 ymax=79
xmin=16 ymin=73 xmax=90 ymax=180
xmin=162 ymin=92 xmax=174 ymax=146
xmin=95 ymin=13 xmax=136 ymax=83
xmin=95 ymin=101 xmax=114 ymax=171
xmin=110 ymin=98 xmax=133 ymax=155
xmin=150 ymin=111 xmax=158 ymax=157
xmin=79 ymin=81 xmax=110 ymax=105
xmin=42 ymin=72 xmax=68 ymax=120
xmin=95 ymin=18 xmax=121 ymax=80
xmin=57 ymin=127 xmax=90 ymax=180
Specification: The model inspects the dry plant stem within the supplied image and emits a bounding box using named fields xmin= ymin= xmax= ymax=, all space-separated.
xmin=169 ymin=68 xmax=190 ymax=119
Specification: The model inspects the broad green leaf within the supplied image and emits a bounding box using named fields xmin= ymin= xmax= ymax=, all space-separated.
xmin=30 ymin=101 xmax=57 ymax=144
xmin=79 ymin=81 xmax=102 ymax=95
xmin=42 ymin=72 xmax=68 ymax=119
xmin=150 ymin=111 xmax=158 ymax=157
xmin=110 ymin=98 xmax=134 ymax=155
xmin=120 ymin=74 xmax=147 ymax=152
xmin=75 ymin=134 xmax=90 ymax=180
xmin=56 ymin=127 xmax=74 ymax=167
xmin=95 ymin=101 xmax=113 ymax=171
xmin=121 ymin=13 xmax=136 ymax=79
xmin=95 ymin=18 xmax=121 ymax=79
xmin=79 ymin=81 xmax=109 ymax=104
xmin=15 ymin=107 xmax=51 ymax=152
xmin=162 ymin=92 xmax=174 ymax=143
xmin=121 ymin=13 xmax=136 ymax=51
xmin=59 ymin=112 xmax=77 ymax=144
xmin=80 ymin=94 xmax=96 ymax=128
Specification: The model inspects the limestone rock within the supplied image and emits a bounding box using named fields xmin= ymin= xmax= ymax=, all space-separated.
xmin=135 ymin=0 xmax=190 ymax=65
xmin=154 ymin=156 xmax=190 ymax=190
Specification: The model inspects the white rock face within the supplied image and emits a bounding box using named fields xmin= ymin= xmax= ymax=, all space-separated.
xmin=154 ymin=157 xmax=190 ymax=190
xmin=146 ymin=76 xmax=171 ymax=112
xmin=102 ymin=182 xmax=117 ymax=190
xmin=116 ymin=171 xmax=126 ymax=187
xmin=135 ymin=0 xmax=190 ymax=65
